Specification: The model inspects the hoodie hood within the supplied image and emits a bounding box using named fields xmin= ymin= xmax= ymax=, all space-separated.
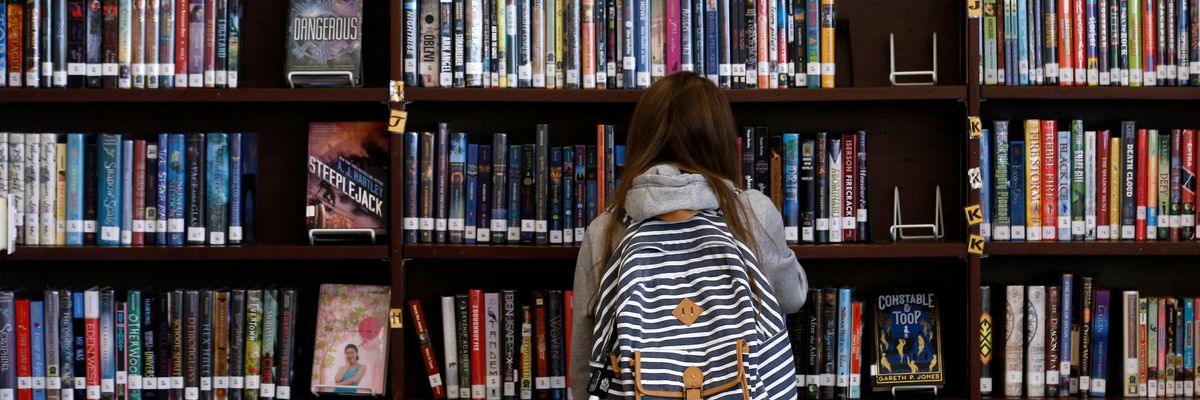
xmin=624 ymin=164 xmax=725 ymax=221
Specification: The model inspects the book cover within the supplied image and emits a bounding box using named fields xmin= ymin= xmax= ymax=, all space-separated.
xmin=872 ymin=292 xmax=943 ymax=390
xmin=282 ymin=0 xmax=365 ymax=86
xmin=305 ymin=122 xmax=389 ymax=233
xmin=310 ymin=285 xmax=389 ymax=397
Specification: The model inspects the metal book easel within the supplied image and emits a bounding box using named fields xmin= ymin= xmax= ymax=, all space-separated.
xmin=287 ymin=71 xmax=357 ymax=88
xmin=308 ymin=228 xmax=378 ymax=245
xmin=312 ymin=384 xmax=385 ymax=397
xmin=889 ymin=186 xmax=945 ymax=241
xmin=889 ymin=32 xmax=939 ymax=86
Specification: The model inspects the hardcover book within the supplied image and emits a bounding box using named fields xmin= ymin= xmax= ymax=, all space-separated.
xmin=284 ymin=0 xmax=363 ymax=87
xmin=305 ymin=122 xmax=389 ymax=234
xmin=310 ymin=285 xmax=389 ymax=397
xmin=872 ymin=292 xmax=944 ymax=390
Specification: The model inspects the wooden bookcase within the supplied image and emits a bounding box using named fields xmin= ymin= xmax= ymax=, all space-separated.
xmin=4 ymin=0 xmax=1190 ymax=399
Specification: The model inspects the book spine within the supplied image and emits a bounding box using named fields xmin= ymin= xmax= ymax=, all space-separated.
xmin=517 ymin=306 xmax=531 ymax=400
xmin=501 ymin=291 xmax=516 ymax=400
xmin=418 ymin=132 xmax=435 ymax=243
xmin=449 ymin=132 xmax=467 ymax=244
xmin=435 ymin=126 xmax=450 ymax=243
xmin=466 ymin=291 xmax=482 ymax=400
xmin=1185 ymin=299 xmax=1195 ymax=397
xmin=484 ymin=293 xmax=499 ymax=400
xmin=227 ymin=291 xmax=244 ymax=400
xmin=841 ymin=134 xmax=855 ymax=241
xmin=243 ymin=291 xmax=260 ymax=400
xmin=82 ymin=291 xmax=98 ymax=400
xmin=835 ymin=289 xmax=851 ymax=398
xmin=185 ymin=134 xmax=205 ymax=245
xmin=127 ymin=292 xmax=142 ymax=400
xmin=1027 ymin=286 xmax=1047 ymax=396
xmin=203 ymin=134 xmax=228 ymax=245
xmin=1006 ymin=285 xmax=1026 ymax=397
xmin=259 ymin=292 xmax=277 ymax=400
xmin=30 ymin=300 xmax=45 ymax=400
xmin=1087 ymin=129 xmax=1099 ymax=240
xmin=535 ymin=125 xmax=548 ymax=244
xmin=1121 ymin=121 xmax=1137 ymax=239
xmin=1039 ymin=120 xmax=1057 ymax=240
xmin=1110 ymin=135 xmax=1123 ymax=239
xmin=226 ymin=133 xmax=241 ymax=244
xmin=1158 ymin=130 xmax=1172 ymax=239
xmin=440 ymin=297 xmax=459 ymax=400
xmin=548 ymin=147 xmax=562 ymax=244
xmin=1047 ymin=286 xmax=1061 ymax=396
xmin=159 ymin=0 xmax=175 ymax=88
xmin=532 ymin=294 xmax=548 ymax=400
xmin=1148 ymin=129 xmax=1160 ymax=240
xmin=507 ymin=145 xmax=521 ymax=243
xmin=166 ymin=134 xmax=185 ymax=246
xmin=466 ymin=144 xmax=479 ymax=244
xmin=145 ymin=0 xmax=160 ymax=88
xmin=1059 ymin=274 xmax=1074 ymax=391
xmin=104 ymin=0 xmax=120 ymax=88
xmin=132 ymin=141 xmax=146 ymax=246
xmin=1012 ymin=140 xmax=1027 ymax=240
xmin=1125 ymin=292 xmax=1141 ymax=396
xmin=1137 ymin=128 xmax=1148 ymax=240
xmin=994 ymin=122 xmax=1011 ymax=240
xmin=1055 ymin=129 xmax=1069 ymax=240
xmin=814 ymin=132 xmax=828 ymax=242
xmin=43 ymin=292 xmax=60 ymax=400
xmin=560 ymin=147 xmax=572 ymax=244
xmin=490 ymin=135 xmax=508 ymax=243
xmin=1080 ymin=276 xmax=1095 ymax=393
xmin=1091 ymin=290 xmax=1111 ymax=396
xmin=1072 ymin=121 xmax=1086 ymax=240
xmin=799 ymin=138 xmax=815 ymax=242
xmin=84 ymin=0 xmax=100 ymax=87
xmin=64 ymin=135 xmax=83 ymax=245
xmin=144 ymin=142 xmax=158 ymax=246
xmin=819 ymin=289 xmax=835 ymax=399
xmin=120 ymin=140 xmax=132 ymax=246
xmin=783 ymin=133 xmax=800 ymax=243
xmin=16 ymin=299 xmax=30 ymax=400
xmin=519 ymin=144 xmax=534 ymax=244
xmin=454 ymin=295 xmax=470 ymax=400
xmin=1026 ymin=120 xmax=1043 ymax=241
xmin=213 ymin=291 xmax=229 ymax=400
xmin=827 ymin=137 xmax=842 ymax=243
xmin=477 ymin=144 xmax=492 ymax=243
xmin=1183 ymin=129 xmax=1195 ymax=239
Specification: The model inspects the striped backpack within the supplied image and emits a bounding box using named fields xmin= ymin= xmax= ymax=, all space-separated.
xmin=588 ymin=210 xmax=798 ymax=400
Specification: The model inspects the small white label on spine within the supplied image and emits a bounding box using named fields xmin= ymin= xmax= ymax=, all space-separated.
xmin=522 ymin=220 xmax=534 ymax=231
xmin=214 ymin=377 xmax=228 ymax=389
xmin=149 ymin=64 xmax=161 ymax=77
xmin=205 ymin=71 xmax=216 ymax=85
xmin=534 ymin=378 xmax=550 ymax=389
xmin=491 ymin=219 xmax=507 ymax=231
xmin=87 ymin=64 xmax=101 ymax=77
xmin=820 ymin=374 xmax=833 ymax=386
xmin=130 ymin=64 xmax=143 ymax=75
xmin=535 ymin=221 xmax=547 ymax=232
xmin=1006 ymin=371 xmax=1023 ymax=384
xmin=169 ymin=219 xmax=185 ymax=233
xmin=32 ymin=378 xmax=45 ymax=390
xmin=478 ymin=228 xmax=491 ymax=242
xmin=75 ymin=378 xmax=86 ymax=389
xmin=68 ymin=63 xmax=85 ymax=75
xmin=133 ymin=220 xmax=146 ymax=233
xmin=102 ymin=379 xmax=114 ymax=393
xmin=230 ymin=226 xmax=243 ymax=241
xmin=436 ymin=219 xmax=447 ymax=231
xmin=185 ymin=387 xmax=198 ymax=400
xmin=785 ymin=227 xmax=798 ymax=241
xmin=157 ymin=377 xmax=171 ymax=389
xmin=405 ymin=218 xmax=419 ymax=229
xmin=1072 ymin=221 xmax=1085 ymax=235
xmin=246 ymin=375 xmax=260 ymax=389
xmin=260 ymin=383 xmax=275 ymax=397
xmin=421 ymin=218 xmax=435 ymax=230
xmin=806 ymin=375 xmax=818 ymax=385
xmin=550 ymin=231 xmax=562 ymax=243
xmin=277 ymin=386 xmax=291 ymax=399
xmin=68 ymin=220 xmax=83 ymax=232
xmin=59 ymin=389 xmax=71 ymax=400
xmin=143 ymin=377 xmax=157 ymax=390
xmin=230 ymin=377 xmax=244 ymax=389
xmin=116 ymin=372 xmax=127 ymax=385
xmin=190 ymin=74 xmax=203 ymax=87
xmin=187 ymin=227 xmax=205 ymax=241
xmin=18 ymin=378 xmax=31 ymax=389
xmin=449 ymin=218 xmax=464 ymax=231
xmin=172 ymin=377 xmax=184 ymax=389
xmin=87 ymin=385 xmax=100 ymax=399
xmin=101 ymin=226 xmax=119 ymax=241
xmin=54 ymin=72 xmax=68 ymax=86
xmin=128 ymin=375 xmax=142 ymax=390
xmin=228 ymin=71 xmax=239 ymax=87
xmin=980 ymin=378 xmax=992 ymax=393
xmin=201 ymin=378 xmax=211 ymax=391
xmin=822 ymin=63 xmax=834 ymax=74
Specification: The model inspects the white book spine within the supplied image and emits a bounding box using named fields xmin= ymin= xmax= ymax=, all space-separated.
xmin=9 ymin=134 xmax=25 ymax=238
xmin=1027 ymin=286 xmax=1046 ymax=397
xmin=1085 ymin=131 xmax=1097 ymax=240
xmin=1007 ymin=285 xmax=1026 ymax=398
xmin=1125 ymin=291 xmax=1140 ymax=397
xmin=41 ymin=134 xmax=57 ymax=246
xmin=441 ymin=297 xmax=460 ymax=400
xmin=25 ymin=134 xmax=41 ymax=246
xmin=485 ymin=293 xmax=501 ymax=400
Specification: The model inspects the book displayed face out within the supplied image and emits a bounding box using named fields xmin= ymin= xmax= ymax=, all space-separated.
xmin=306 ymin=122 xmax=390 ymax=233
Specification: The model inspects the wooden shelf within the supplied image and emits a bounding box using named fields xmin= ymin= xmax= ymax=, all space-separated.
xmin=985 ymin=241 xmax=1200 ymax=256
xmin=982 ymin=85 xmax=1200 ymax=100
xmin=404 ymin=86 xmax=968 ymax=103
xmin=0 ymin=88 xmax=389 ymax=103
xmin=0 ymin=244 xmax=391 ymax=261
xmin=403 ymin=241 xmax=965 ymax=260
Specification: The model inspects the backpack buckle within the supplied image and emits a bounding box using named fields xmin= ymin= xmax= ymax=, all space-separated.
xmin=683 ymin=367 xmax=704 ymax=400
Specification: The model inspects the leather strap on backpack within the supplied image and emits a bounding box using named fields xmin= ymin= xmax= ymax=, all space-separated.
xmin=630 ymin=339 xmax=751 ymax=400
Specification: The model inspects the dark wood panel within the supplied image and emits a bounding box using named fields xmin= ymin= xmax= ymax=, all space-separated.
xmin=0 ymin=88 xmax=388 ymax=103
xmin=403 ymin=242 xmax=967 ymax=259
xmin=0 ymin=245 xmax=390 ymax=261
xmin=987 ymin=241 xmax=1200 ymax=256
xmin=404 ymin=86 xmax=967 ymax=103
xmin=983 ymin=86 xmax=1200 ymax=100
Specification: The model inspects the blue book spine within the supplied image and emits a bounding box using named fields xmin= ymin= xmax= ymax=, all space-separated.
xmin=465 ymin=143 xmax=478 ymax=245
xmin=122 ymin=140 xmax=134 ymax=246
xmin=981 ymin=129 xmax=992 ymax=241
xmin=574 ymin=145 xmax=586 ymax=242
xmin=1058 ymin=130 xmax=1072 ymax=241
xmin=449 ymin=132 xmax=467 ymax=243
xmin=31 ymin=301 xmax=45 ymax=400
xmin=1186 ymin=299 xmax=1195 ymax=390
xmin=167 ymin=134 xmax=186 ymax=246
xmin=507 ymin=144 xmax=522 ymax=242
xmin=586 ymin=149 xmax=598 ymax=224
xmin=404 ymin=132 xmax=420 ymax=244
xmin=490 ymin=134 xmax=507 ymax=244
xmin=836 ymin=288 xmax=851 ymax=396
xmin=0 ymin=3 xmax=6 ymax=86
xmin=66 ymin=134 xmax=86 ymax=245
xmin=1006 ymin=0 xmax=1017 ymax=84
xmin=1060 ymin=274 xmax=1074 ymax=390
xmin=549 ymin=147 xmax=562 ymax=244
xmin=636 ymin=0 xmax=650 ymax=87
xmin=613 ymin=145 xmax=624 ymax=190
xmin=206 ymin=133 xmax=230 ymax=245
xmin=156 ymin=134 xmax=169 ymax=245
xmin=1017 ymin=0 xmax=1029 ymax=84
xmin=477 ymin=144 xmax=492 ymax=243
xmin=562 ymin=147 xmax=574 ymax=244
xmin=1010 ymin=141 xmax=1026 ymax=241
xmin=705 ymin=0 xmax=719 ymax=82
xmin=994 ymin=122 xmax=1010 ymax=240
xmin=1090 ymin=290 xmax=1110 ymax=397
xmin=99 ymin=291 xmax=114 ymax=400
xmin=228 ymin=133 xmax=243 ymax=245
xmin=241 ymin=133 xmax=257 ymax=243
xmin=97 ymin=134 xmax=122 ymax=247
xmin=805 ymin=0 xmax=819 ymax=88
xmin=783 ymin=133 xmax=800 ymax=244
xmin=624 ymin=0 xmax=637 ymax=86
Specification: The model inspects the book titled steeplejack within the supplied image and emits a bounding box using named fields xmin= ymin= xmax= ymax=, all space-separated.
xmin=305 ymin=122 xmax=389 ymax=234
xmin=0 ymin=132 xmax=256 ymax=247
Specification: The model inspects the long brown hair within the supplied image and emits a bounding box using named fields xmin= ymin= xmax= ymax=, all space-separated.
xmin=598 ymin=71 xmax=758 ymax=275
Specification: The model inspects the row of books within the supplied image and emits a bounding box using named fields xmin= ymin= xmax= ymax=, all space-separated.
xmin=979 ymin=0 xmax=1199 ymax=86
xmin=407 ymin=290 xmax=573 ymax=400
xmin=401 ymin=125 xmax=622 ymax=245
xmin=983 ymin=278 xmax=1115 ymax=397
xmin=979 ymin=120 xmax=1200 ymax=242
xmin=0 ymin=132 xmax=258 ymax=247
xmin=784 ymin=288 xmax=864 ymax=399
xmin=0 ymin=0 xmax=243 ymax=89
xmin=0 ymin=288 xmax=298 ymax=400
xmin=773 ymin=130 xmax=869 ymax=244
xmin=399 ymin=0 xmax=838 ymax=89
xmin=1120 ymin=292 xmax=1200 ymax=397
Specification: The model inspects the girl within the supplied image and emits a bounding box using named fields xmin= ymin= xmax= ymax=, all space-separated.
xmin=569 ymin=71 xmax=808 ymax=400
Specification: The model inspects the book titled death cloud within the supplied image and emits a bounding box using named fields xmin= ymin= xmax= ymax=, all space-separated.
xmin=306 ymin=122 xmax=389 ymax=233
xmin=285 ymin=0 xmax=364 ymax=87
xmin=872 ymin=292 xmax=945 ymax=391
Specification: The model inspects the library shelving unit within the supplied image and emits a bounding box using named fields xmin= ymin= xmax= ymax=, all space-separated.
xmin=0 ymin=0 xmax=398 ymax=399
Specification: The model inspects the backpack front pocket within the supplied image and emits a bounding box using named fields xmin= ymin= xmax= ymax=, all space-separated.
xmin=628 ymin=339 xmax=751 ymax=400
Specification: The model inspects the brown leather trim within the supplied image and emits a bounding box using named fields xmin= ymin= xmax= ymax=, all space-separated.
xmin=630 ymin=340 xmax=751 ymax=399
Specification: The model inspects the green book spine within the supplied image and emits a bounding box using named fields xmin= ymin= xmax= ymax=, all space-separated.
xmin=1072 ymin=120 xmax=1086 ymax=240
xmin=1129 ymin=0 xmax=1142 ymax=86
xmin=259 ymin=291 xmax=278 ymax=400
xmin=1157 ymin=131 xmax=1171 ymax=239
xmin=127 ymin=290 xmax=143 ymax=400
xmin=244 ymin=291 xmax=262 ymax=400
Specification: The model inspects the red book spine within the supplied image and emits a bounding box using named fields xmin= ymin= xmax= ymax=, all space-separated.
xmin=1137 ymin=129 xmax=1149 ymax=240
xmin=7 ymin=2 xmax=23 ymax=87
xmin=469 ymin=290 xmax=485 ymax=400
xmin=86 ymin=292 xmax=100 ymax=400
xmin=1184 ymin=130 xmax=1196 ymax=240
xmin=842 ymin=134 xmax=855 ymax=241
xmin=16 ymin=300 xmax=31 ymax=400
xmin=408 ymin=300 xmax=446 ymax=400
xmin=562 ymin=291 xmax=572 ymax=395
xmin=1098 ymin=130 xmax=1111 ymax=239
xmin=1042 ymin=120 xmax=1059 ymax=240
xmin=175 ymin=2 xmax=189 ymax=85
xmin=204 ymin=0 xmax=216 ymax=87
xmin=1059 ymin=0 xmax=1073 ymax=84
xmin=132 ymin=141 xmax=147 ymax=246
xmin=596 ymin=125 xmax=606 ymax=212
xmin=533 ymin=293 xmax=548 ymax=400
xmin=756 ymin=0 xmax=768 ymax=87
xmin=849 ymin=301 xmax=862 ymax=395
xmin=1073 ymin=0 xmax=1086 ymax=85
xmin=666 ymin=0 xmax=681 ymax=74
xmin=1171 ymin=130 xmax=1182 ymax=241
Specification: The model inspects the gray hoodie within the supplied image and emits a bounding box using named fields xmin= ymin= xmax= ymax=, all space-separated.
xmin=569 ymin=164 xmax=808 ymax=400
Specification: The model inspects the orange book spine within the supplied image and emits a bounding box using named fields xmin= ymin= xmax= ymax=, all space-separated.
xmin=596 ymin=125 xmax=606 ymax=212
